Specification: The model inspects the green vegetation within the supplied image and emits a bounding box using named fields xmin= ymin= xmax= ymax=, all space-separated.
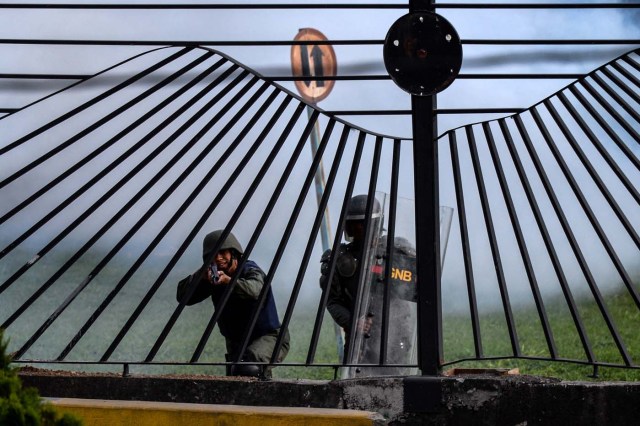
xmin=0 ymin=330 xmax=82 ymax=426
xmin=443 ymin=290 xmax=640 ymax=381
xmin=2 ymin=246 xmax=639 ymax=382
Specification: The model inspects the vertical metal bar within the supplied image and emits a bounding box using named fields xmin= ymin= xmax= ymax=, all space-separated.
xmin=411 ymin=93 xmax=442 ymax=374
xmin=552 ymin=95 xmax=640 ymax=248
xmin=410 ymin=0 xmax=442 ymax=378
xmin=0 ymin=47 xmax=194 ymax=157
xmin=506 ymin=117 xmax=594 ymax=363
xmin=449 ymin=131 xmax=482 ymax=358
xmin=231 ymin=119 xmax=337 ymax=366
xmin=569 ymin=85 xmax=640 ymax=173
xmin=482 ymin=121 xmax=556 ymax=358
xmin=537 ymin=102 xmax=640 ymax=309
xmin=380 ymin=138 xmax=401 ymax=365
xmin=308 ymin=130 xmax=366 ymax=365
xmin=466 ymin=125 xmax=520 ymax=357
xmin=270 ymin=124 xmax=350 ymax=365
xmin=522 ymin=110 xmax=632 ymax=366
xmin=345 ymin=135 xmax=383 ymax=365
xmin=559 ymin=90 xmax=640 ymax=205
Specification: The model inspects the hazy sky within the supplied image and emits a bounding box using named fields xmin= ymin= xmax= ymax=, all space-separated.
xmin=1 ymin=1 xmax=638 ymax=138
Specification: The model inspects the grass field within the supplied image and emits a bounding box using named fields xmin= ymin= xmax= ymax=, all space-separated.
xmin=2 ymin=246 xmax=639 ymax=382
xmin=442 ymin=290 xmax=640 ymax=381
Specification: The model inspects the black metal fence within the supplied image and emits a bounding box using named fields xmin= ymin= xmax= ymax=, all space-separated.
xmin=0 ymin=2 xmax=638 ymax=378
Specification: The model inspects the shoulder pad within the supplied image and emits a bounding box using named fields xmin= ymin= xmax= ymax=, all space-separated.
xmin=320 ymin=249 xmax=332 ymax=263
xmin=321 ymin=242 xmax=351 ymax=263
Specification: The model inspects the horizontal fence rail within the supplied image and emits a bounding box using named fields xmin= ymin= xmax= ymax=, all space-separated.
xmin=1 ymin=2 xmax=638 ymax=126
xmin=0 ymin=2 xmax=638 ymax=9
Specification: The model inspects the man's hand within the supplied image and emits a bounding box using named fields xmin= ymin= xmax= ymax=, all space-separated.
xmin=357 ymin=315 xmax=373 ymax=334
xmin=207 ymin=266 xmax=229 ymax=285
xmin=215 ymin=270 xmax=231 ymax=285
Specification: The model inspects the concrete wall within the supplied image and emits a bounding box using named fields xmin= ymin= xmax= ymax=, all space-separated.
xmin=20 ymin=371 xmax=640 ymax=425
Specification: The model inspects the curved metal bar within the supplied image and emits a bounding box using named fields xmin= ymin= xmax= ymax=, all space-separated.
xmin=481 ymin=121 xmax=557 ymax=358
xmin=0 ymin=47 xmax=193 ymax=157
xmin=8 ymin=74 xmax=263 ymax=354
xmin=524 ymin=109 xmax=632 ymax=366
xmin=0 ymin=65 xmax=245 ymax=296
xmin=505 ymin=117 xmax=595 ymax=363
xmin=161 ymin=106 xmax=314 ymax=364
xmin=309 ymin=131 xmax=366 ymax=365
xmin=0 ymin=53 xmax=221 ymax=231
xmin=448 ymin=131 xmax=483 ymax=359
xmin=466 ymin=125 xmax=520 ymax=356
xmin=186 ymin=95 xmax=298 ymax=362
xmin=557 ymin=91 xmax=640 ymax=205
xmin=270 ymin=124 xmax=350 ymax=365
xmin=537 ymin=101 xmax=640 ymax=309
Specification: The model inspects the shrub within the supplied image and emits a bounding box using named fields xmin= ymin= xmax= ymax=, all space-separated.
xmin=0 ymin=330 xmax=82 ymax=426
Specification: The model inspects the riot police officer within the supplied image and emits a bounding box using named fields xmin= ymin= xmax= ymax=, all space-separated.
xmin=320 ymin=194 xmax=418 ymax=376
xmin=177 ymin=230 xmax=289 ymax=378
xmin=319 ymin=194 xmax=383 ymax=358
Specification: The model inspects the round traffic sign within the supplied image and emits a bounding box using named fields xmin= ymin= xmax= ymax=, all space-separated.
xmin=291 ymin=28 xmax=337 ymax=103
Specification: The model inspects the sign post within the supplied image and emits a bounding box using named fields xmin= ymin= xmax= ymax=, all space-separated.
xmin=291 ymin=28 xmax=343 ymax=359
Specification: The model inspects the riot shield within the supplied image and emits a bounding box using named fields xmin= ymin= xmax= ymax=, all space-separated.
xmin=344 ymin=194 xmax=453 ymax=378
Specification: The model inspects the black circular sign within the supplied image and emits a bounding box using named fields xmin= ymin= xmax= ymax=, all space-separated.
xmin=383 ymin=12 xmax=462 ymax=96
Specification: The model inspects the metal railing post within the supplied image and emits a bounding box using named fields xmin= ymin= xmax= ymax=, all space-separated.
xmin=411 ymin=94 xmax=441 ymax=376
xmin=409 ymin=0 xmax=442 ymax=377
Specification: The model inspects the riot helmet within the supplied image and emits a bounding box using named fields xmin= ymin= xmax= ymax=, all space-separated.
xmin=344 ymin=194 xmax=382 ymax=243
xmin=202 ymin=229 xmax=244 ymax=263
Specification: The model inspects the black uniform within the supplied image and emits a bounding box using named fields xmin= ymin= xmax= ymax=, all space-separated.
xmin=320 ymin=241 xmax=366 ymax=346
xmin=320 ymin=236 xmax=417 ymax=371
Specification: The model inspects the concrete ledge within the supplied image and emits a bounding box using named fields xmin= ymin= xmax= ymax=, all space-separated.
xmin=21 ymin=373 xmax=343 ymax=407
xmin=50 ymin=398 xmax=384 ymax=426
xmin=21 ymin=371 xmax=640 ymax=425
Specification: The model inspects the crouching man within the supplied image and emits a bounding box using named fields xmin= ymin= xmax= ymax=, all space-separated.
xmin=177 ymin=230 xmax=289 ymax=378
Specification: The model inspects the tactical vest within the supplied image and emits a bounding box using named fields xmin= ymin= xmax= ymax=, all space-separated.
xmin=211 ymin=260 xmax=281 ymax=342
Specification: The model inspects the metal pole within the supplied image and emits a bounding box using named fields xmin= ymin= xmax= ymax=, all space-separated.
xmin=410 ymin=0 xmax=442 ymax=376
xmin=306 ymin=106 xmax=333 ymax=252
